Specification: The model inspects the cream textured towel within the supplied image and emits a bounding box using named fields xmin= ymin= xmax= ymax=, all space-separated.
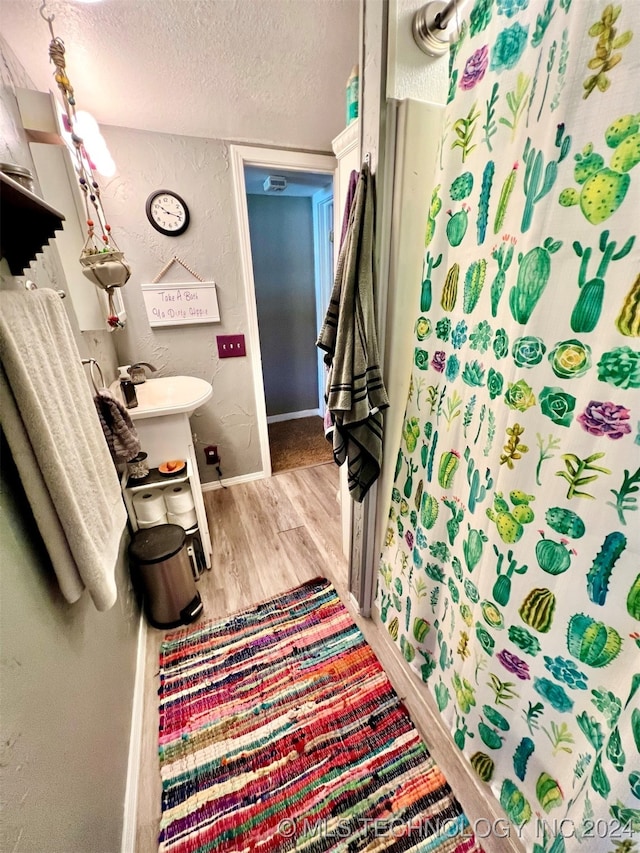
xmin=0 ymin=289 xmax=126 ymax=610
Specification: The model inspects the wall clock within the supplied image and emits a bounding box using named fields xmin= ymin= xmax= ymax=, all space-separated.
xmin=145 ymin=189 xmax=190 ymax=236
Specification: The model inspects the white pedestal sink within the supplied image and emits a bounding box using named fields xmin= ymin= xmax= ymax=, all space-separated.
xmin=112 ymin=376 xmax=213 ymax=569
xmin=120 ymin=375 xmax=213 ymax=420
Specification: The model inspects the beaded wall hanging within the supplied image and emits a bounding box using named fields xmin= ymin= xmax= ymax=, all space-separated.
xmin=39 ymin=0 xmax=129 ymax=329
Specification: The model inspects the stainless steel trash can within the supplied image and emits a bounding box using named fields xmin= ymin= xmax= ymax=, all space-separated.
xmin=129 ymin=524 xmax=203 ymax=629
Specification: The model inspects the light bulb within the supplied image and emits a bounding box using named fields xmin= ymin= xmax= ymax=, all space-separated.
xmin=74 ymin=111 xmax=116 ymax=176
xmin=74 ymin=110 xmax=99 ymax=136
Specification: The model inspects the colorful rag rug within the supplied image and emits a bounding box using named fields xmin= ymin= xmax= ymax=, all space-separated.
xmin=158 ymin=578 xmax=482 ymax=853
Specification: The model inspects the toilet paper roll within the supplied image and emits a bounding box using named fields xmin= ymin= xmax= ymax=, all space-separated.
xmin=137 ymin=515 xmax=168 ymax=529
xmin=167 ymin=508 xmax=198 ymax=530
xmin=132 ymin=490 xmax=167 ymax=523
xmin=163 ymin=483 xmax=194 ymax=514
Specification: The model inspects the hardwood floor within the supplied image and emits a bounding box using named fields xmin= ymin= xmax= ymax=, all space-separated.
xmin=135 ymin=463 xmax=522 ymax=853
xmin=135 ymin=463 xmax=347 ymax=852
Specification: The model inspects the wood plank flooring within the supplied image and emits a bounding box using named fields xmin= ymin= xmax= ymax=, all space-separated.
xmin=135 ymin=463 xmax=522 ymax=853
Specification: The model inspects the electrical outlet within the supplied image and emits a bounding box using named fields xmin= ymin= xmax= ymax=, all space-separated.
xmin=204 ymin=445 xmax=219 ymax=465
xmin=217 ymin=334 xmax=246 ymax=358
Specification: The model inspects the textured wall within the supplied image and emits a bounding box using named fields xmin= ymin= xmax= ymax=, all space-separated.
xmin=0 ymin=0 xmax=359 ymax=482
xmin=0 ymin=35 xmax=120 ymax=381
xmin=0 ymin=36 xmax=137 ymax=853
xmin=99 ymin=124 xmax=262 ymax=482
xmin=387 ymin=0 xmax=448 ymax=105
xmin=0 ymin=34 xmax=34 ymax=166
xmin=0 ymin=444 xmax=138 ymax=853
xmin=247 ymin=194 xmax=318 ymax=417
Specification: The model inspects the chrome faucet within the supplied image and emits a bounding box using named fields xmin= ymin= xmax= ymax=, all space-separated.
xmin=128 ymin=362 xmax=157 ymax=384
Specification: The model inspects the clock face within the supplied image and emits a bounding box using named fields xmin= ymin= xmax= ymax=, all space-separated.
xmin=145 ymin=190 xmax=190 ymax=236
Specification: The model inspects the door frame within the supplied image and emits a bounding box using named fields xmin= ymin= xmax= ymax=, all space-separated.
xmin=312 ymin=188 xmax=334 ymax=415
xmin=229 ymin=145 xmax=337 ymax=478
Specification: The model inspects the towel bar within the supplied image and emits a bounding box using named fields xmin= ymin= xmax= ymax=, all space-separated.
xmin=24 ymin=278 xmax=66 ymax=299
xmin=81 ymin=357 xmax=105 ymax=394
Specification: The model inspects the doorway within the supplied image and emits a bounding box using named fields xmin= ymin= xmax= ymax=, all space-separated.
xmin=244 ymin=166 xmax=334 ymax=474
xmin=230 ymin=146 xmax=337 ymax=478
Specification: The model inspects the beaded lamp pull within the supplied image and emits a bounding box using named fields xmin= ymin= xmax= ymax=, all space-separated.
xmin=152 ymin=256 xmax=205 ymax=284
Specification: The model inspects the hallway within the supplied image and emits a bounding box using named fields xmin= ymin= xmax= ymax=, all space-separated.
xmin=135 ymin=464 xmax=520 ymax=853
xmin=268 ymin=416 xmax=333 ymax=473
xmin=135 ymin=463 xmax=348 ymax=851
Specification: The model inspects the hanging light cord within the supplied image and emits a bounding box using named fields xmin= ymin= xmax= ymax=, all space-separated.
xmin=39 ymin=0 xmax=127 ymax=329
xmin=39 ymin=0 xmax=119 ymax=256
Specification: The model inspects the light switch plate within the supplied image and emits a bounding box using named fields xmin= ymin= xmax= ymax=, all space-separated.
xmin=217 ymin=334 xmax=246 ymax=358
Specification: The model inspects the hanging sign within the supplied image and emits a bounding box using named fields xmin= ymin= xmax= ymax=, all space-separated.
xmin=141 ymin=282 xmax=220 ymax=327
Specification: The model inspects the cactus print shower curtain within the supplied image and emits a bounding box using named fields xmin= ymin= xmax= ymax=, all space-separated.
xmin=377 ymin=1 xmax=639 ymax=850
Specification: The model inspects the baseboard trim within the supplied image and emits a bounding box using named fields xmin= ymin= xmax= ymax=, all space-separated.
xmin=120 ymin=610 xmax=147 ymax=853
xmin=201 ymin=470 xmax=266 ymax=492
xmin=266 ymin=409 xmax=321 ymax=424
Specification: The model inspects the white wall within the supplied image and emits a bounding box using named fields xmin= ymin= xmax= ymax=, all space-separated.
xmin=375 ymin=99 xmax=445 ymax=556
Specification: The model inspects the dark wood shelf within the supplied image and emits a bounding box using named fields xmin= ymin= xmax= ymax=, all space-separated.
xmin=0 ymin=172 xmax=65 ymax=274
xmin=124 ymin=465 xmax=189 ymax=492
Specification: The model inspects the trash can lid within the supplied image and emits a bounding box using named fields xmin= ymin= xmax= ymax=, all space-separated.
xmin=129 ymin=524 xmax=186 ymax=565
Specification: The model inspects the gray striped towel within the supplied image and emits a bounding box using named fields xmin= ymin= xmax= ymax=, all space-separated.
xmin=94 ymin=390 xmax=141 ymax=464
xmin=317 ymin=163 xmax=389 ymax=502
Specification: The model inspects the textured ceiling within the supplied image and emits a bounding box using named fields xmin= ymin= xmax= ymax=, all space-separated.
xmin=1 ymin=0 xmax=360 ymax=151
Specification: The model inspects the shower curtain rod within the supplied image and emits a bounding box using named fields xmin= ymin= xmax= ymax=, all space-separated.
xmin=412 ymin=0 xmax=469 ymax=57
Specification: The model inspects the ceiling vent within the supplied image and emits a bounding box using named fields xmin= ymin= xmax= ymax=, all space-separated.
xmin=263 ymin=175 xmax=287 ymax=193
